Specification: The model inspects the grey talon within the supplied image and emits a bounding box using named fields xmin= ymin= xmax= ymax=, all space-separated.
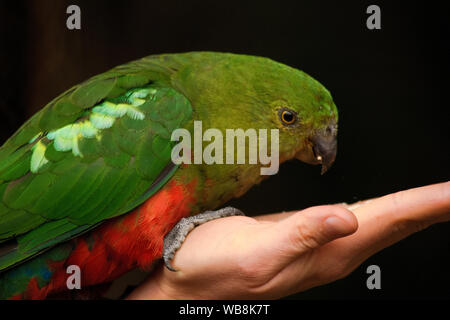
xmin=162 ymin=207 xmax=245 ymax=271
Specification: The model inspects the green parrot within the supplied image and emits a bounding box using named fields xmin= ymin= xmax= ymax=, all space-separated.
xmin=0 ymin=52 xmax=338 ymax=299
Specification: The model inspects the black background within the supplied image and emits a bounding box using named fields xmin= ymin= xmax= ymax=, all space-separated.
xmin=0 ymin=0 xmax=449 ymax=299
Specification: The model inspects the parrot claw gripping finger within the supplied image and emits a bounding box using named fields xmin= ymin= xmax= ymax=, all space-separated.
xmin=162 ymin=206 xmax=245 ymax=271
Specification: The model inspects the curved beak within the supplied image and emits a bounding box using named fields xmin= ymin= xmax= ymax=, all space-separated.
xmin=311 ymin=128 xmax=337 ymax=174
xmin=296 ymin=121 xmax=338 ymax=174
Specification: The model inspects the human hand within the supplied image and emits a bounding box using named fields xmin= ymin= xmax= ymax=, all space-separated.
xmin=127 ymin=181 xmax=450 ymax=299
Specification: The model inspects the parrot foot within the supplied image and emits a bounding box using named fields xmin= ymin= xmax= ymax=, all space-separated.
xmin=162 ymin=206 xmax=245 ymax=271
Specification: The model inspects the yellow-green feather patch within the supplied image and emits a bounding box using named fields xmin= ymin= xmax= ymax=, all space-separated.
xmin=79 ymin=121 xmax=99 ymax=138
xmin=90 ymin=113 xmax=116 ymax=129
xmin=30 ymin=141 xmax=49 ymax=173
xmin=28 ymin=86 xmax=154 ymax=170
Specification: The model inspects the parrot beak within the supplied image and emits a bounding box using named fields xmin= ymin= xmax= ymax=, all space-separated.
xmin=296 ymin=121 xmax=338 ymax=175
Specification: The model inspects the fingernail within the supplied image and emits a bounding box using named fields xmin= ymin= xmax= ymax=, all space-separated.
xmin=323 ymin=216 xmax=355 ymax=237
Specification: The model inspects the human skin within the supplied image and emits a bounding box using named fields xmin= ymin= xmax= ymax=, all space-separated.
xmin=127 ymin=181 xmax=450 ymax=299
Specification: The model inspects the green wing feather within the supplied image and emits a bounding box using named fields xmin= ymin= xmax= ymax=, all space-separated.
xmin=0 ymin=56 xmax=192 ymax=271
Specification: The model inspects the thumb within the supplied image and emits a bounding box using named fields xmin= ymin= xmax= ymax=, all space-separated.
xmin=271 ymin=205 xmax=358 ymax=257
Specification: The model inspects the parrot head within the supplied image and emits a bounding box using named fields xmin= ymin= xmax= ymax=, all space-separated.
xmin=170 ymin=52 xmax=338 ymax=174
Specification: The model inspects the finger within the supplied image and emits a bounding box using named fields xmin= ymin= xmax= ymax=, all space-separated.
xmin=256 ymin=205 xmax=358 ymax=270
xmin=238 ymin=205 xmax=357 ymax=297
xmin=339 ymin=199 xmax=375 ymax=210
xmin=253 ymin=199 xmax=376 ymax=223
xmin=314 ymin=181 xmax=450 ymax=279
xmin=253 ymin=210 xmax=298 ymax=222
xmin=356 ymin=181 xmax=450 ymax=225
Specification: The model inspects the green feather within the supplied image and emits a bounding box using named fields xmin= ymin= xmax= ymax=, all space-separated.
xmin=0 ymin=64 xmax=192 ymax=270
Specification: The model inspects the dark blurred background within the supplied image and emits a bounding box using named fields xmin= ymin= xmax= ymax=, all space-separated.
xmin=0 ymin=0 xmax=449 ymax=299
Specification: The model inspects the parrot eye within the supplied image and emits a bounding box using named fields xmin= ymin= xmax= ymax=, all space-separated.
xmin=278 ymin=108 xmax=297 ymax=126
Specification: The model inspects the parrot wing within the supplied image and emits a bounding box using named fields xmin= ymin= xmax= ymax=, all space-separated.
xmin=0 ymin=56 xmax=192 ymax=271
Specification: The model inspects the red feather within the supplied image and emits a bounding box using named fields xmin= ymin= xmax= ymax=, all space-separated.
xmin=18 ymin=178 xmax=197 ymax=299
